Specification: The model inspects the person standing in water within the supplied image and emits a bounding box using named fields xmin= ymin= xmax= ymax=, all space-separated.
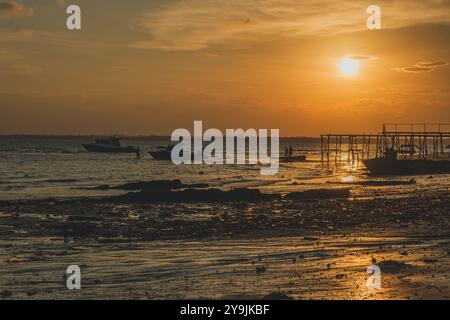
xmin=136 ymin=147 xmax=141 ymax=160
xmin=288 ymin=145 xmax=294 ymax=158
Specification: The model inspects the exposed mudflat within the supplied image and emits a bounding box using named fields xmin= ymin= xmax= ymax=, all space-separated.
xmin=0 ymin=189 xmax=449 ymax=299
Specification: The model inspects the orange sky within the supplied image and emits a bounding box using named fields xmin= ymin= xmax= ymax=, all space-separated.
xmin=0 ymin=0 xmax=449 ymax=135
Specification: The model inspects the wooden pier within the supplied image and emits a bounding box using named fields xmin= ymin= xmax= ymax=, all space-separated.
xmin=320 ymin=123 xmax=450 ymax=164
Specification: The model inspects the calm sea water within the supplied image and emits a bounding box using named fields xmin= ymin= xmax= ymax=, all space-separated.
xmin=0 ymin=136 xmax=448 ymax=200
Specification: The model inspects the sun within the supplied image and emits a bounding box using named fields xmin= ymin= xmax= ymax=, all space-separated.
xmin=339 ymin=58 xmax=359 ymax=76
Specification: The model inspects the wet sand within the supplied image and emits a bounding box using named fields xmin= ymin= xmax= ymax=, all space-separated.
xmin=0 ymin=188 xmax=449 ymax=299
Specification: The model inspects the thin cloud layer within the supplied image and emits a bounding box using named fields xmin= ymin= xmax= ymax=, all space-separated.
xmin=346 ymin=55 xmax=378 ymax=60
xmin=416 ymin=61 xmax=447 ymax=67
xmin=395 ymin=60 xmax=448 ymax=73
xmin=0 ymin=1 xmax=33 ymax=17
xmin=130 ymin=0 xmax=450 ymax=51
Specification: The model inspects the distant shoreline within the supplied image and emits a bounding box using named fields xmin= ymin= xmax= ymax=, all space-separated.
xmin=0 ymin=134 xmax=321 ymax=140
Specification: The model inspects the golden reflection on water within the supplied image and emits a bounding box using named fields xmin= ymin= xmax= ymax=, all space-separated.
xmin=245 ymin=207 xmax=253 ymax=224
xmin=341 ymin=175 xmax=355 ymax=183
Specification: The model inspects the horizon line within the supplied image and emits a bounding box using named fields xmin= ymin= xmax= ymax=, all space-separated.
xmin=0 ymin=134 xmax=321 ymax=139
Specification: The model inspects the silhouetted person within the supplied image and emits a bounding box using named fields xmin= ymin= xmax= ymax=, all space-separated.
xmin=284 ymin=146 xmax=289 ymax=158
xmin=385 ymin=147 xmax=397 ymax=160
xmin=288 ymin=146 xmax=294 ymax=158
xmin=136 ymin=147 xmax=141 ymax=160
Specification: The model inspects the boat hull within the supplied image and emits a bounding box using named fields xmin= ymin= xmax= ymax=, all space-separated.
xmin=149 ymin=150 xmax=198 ymax=161
xmin=83 ymin=144 xmax=137 ymax=153
xmin=281 ymin=155 xmax=306 ymax=163
xmin=149 ymin=150 xmax=172 ymax=160
xmin=363 ymin=158 xmax=450 ymax=175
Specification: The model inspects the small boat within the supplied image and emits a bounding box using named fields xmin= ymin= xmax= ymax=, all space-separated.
xmin=398 ymin=144 xmax=418 ymax=155
xmin=149 ymin=146 xmax=201 ymax=161
xmin=149 ymin=145 xmax=173 ymax=160
xmin=83 ymin=137 xmax=137 ymax=153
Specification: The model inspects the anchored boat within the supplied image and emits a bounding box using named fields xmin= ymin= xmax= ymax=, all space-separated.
xmin=83 ymin=137 xmax=137 ymax=153
xmin=363 ymin=148 xmax=450 ymax=175
xmin=363 ymin=157 xmax=450 ymax=175
xmin=149 ymin=145 xmax=199 ymax=161
xmin=149 ymin=145 xmax=173 ymax=160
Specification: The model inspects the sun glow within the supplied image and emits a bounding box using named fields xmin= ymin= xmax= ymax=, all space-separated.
xmin=339 ymin=58 xmax=359 ymax=76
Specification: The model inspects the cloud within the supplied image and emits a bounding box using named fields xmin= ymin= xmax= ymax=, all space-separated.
xmin=416 ymin=61 xmax=447 ymax=67
xmin=394 ymin=66 xmax=433 ymax=73
xmin=394 ymin=60 xmax=448 ymax=73
xmin=346 ymin=55 xmax=378 ymax=61
xmin=130 ymin=0 xmax=450 ymax=51
xmin=0 ymin=48 xmax=42 ymax=75
xmin=0 ymin=1 xmax=34 ymax=17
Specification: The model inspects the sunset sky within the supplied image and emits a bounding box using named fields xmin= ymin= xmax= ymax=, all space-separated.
xmin=0 ymin=0 xmax=449 ymax=135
